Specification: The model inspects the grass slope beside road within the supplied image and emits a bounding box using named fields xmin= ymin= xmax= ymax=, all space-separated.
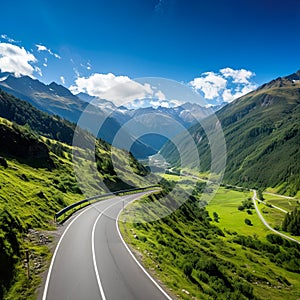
xmin=252 ymin=191 xmax=300 ymax=245
xmin=120 ymin=181 xmax=300 ymax=300
xmin=0 ymin=117 xmax=150 ymax=300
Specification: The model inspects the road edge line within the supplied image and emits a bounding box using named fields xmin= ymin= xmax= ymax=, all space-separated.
xmin=42 ymin=204 xmax=96 ymax=300
xmin=91 ymin=200 xmax=123 ymax=300
xmin=115 ymin=193 xmax=173 ymax=300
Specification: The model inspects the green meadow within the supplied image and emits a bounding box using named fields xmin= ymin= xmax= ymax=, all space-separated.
xmin=206 ymin=187 xmax=270 ymax=238
xmin=120 ymin=180 xmax=300 ymax=300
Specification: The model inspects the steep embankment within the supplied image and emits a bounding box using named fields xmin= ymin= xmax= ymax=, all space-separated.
xmin=0 ymin=90 xmax=149 ymax=299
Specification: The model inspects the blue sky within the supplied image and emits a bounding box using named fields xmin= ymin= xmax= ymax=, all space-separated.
xmin=1 ymin=0 xmax=300 ymax=107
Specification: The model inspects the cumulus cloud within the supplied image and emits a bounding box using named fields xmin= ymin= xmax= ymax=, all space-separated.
xmin=155 ymin=90 xmax=166 ymax=101
xmin=190 ymin=68 xmax=257 ymax=103
xmin=190 ymin=72 xmax=227 ymax=99
xmin=150 ymin=100 xmax=170 ymax=108
xmin=69 ymin=73 xmax=154 ymax=106
xmin=0 ymin=42 xmax=37 ymax=77
xmin=36 ymin=44 xmax=61 ymax=59
xmin=220 ymin=67 xmax=255 ymax=84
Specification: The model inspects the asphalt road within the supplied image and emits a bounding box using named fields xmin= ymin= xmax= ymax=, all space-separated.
xmin=42 ymin=192 xmax=172 ymax=300
xmin=252 ymin=190 xmax=300 ymax=245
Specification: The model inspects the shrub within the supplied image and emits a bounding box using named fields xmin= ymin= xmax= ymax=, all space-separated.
xmin=183 ymin=262 xmax=193 ymax=277
xmin=244 ymin=218 xmax=252 ymax=226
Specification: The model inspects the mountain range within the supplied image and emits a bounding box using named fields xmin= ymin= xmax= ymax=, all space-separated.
xmin=0 ymin=73 xmax=217 ymax=158
xmin=1 ymin=70 xmax=299 ymax=196
xmin=0 ymin=68 xmax=300 ymax=299
xmin=161 ymin=70 xmax=300 ymax=196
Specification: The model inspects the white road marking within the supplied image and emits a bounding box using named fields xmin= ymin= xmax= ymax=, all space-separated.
xmin=42 ymin=203 xmax=96 ymax=300
xmin=91 ymin=199 xmax=127 ymax=300
xmin=116 ymin=193 xmax=173 ymax=300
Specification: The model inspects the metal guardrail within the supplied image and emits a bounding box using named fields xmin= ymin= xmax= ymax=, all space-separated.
xmin=54 ymin=185 xmax=159 ymax=221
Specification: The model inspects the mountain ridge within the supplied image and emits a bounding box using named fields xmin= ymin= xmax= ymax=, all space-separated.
xmin=161 ymin=70 xmax=300 ymax=196
xmin=0 ymin=74 xmax=157 ymax=158
xmin=0 ymin=73 xmax=221 ymax=158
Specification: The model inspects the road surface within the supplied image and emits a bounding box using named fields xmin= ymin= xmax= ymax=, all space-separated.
xmin=252 ymin=190 xmax=300 ymax=245
xmin=42 ymin=192 xmax=172 ymax=300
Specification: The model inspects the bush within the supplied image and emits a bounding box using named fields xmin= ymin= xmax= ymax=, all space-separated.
xmin=244 ymin=218 xmax=252 ymax=226
xmin=266 ymin=234 xmax=284 ymax=245
xmin=183 ymin=262 xmax=193 ymax=277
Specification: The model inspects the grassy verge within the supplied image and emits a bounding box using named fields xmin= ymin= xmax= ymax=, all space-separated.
xmin=0 ymin=123 xmax=150 ymax=299
xmin=119 ymin=180 xmax=300 ymax=300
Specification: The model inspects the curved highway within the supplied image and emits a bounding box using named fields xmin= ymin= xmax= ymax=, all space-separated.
xmin=252 ymin=190 xmax=300 ymax=245
xmin=42 ymin=191 xmax=172 ymax=300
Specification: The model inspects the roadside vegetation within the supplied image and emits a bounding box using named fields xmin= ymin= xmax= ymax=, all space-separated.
xmin=0 ymin=90 xmax=149 ymax=299
xmin=120 ymin=180 xmax=300 ymax=299
xmin=254 ymin=193 xmax=300 ymax=242
xmin=160 ymin=79 xmax=300 ymax=197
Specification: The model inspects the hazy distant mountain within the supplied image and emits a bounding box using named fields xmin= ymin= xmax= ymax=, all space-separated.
xmin=161 ymin=70 xmax=300 ymax=195
xmin=77 ymin=92 xmax=219 ymax=152
xmin=0 ymin=74 xmax=156 ymax=158
xmin=0 ymin=74 xmax=223 ymax=158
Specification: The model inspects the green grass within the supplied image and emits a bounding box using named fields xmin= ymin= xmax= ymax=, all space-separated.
xmin=255 ymin=198 xmax=300 ymax=243
xmin=161 ymin=173 xmax=182 ymax=181
xmin=160 ymin=79 xmax=300 ymax=197
xmin=120 ymin=182 xmax=300 ymax=300
xmin=0 ymin=119 xmax=150 ymax=299
xmin=263 ymin=193 xmax=300 ymax=212
xmin=206 ymin=187 xmax=270 ymax=238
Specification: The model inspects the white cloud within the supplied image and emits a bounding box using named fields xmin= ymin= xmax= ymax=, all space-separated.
xmin=69 ymin=73 xmax=154 ymax=106
xmin=73 ymin=68 xmax=80 ymax=78
xmin=80 ymin=62 xmax=92 ymax=70
xmin=35 ymin=66 xmax=42 ymax=77
xmin=36 ymin=44 xmax=61 ymax=59
xmin=190 ymin=68 xmax=257 ymax=103
xmin=1 ymin=34 xmax=18 ymax=43
xmin=0 ymin=42 xmax=37 ymax=77
xmin=150 ymin=99 xmax=170 ymax=108
xmin=60 ymin=76 xmax=65 ymax=85
xmin=220 ymin=67 xmax=255 ymax=84
xmin=155 ymin=90 xmax=166 ymax=100
xmin=190 ymin=72 xmax=227 ymax=99
xmin=36 ymin=44 xmax=47 ymax=52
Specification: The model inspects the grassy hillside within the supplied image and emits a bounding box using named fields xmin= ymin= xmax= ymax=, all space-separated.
xmin=120 ymin=180 xmax=300 ymax=299
xmin=0 ymin=89 xmax=91 ymax=147
xmin=0 ymin=76 xmax=156 ymax=158
xmin=0 ymin=92 xmax=150 ymax=299
xmin=161 ymin=71 xmax=300 ymax=196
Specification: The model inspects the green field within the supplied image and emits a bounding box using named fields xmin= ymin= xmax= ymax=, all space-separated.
xmin=263 ymin=193 xmax=300 ymax=212
xmin=206 ymin=187 xmax=271 ymax=238
xmin=120 ymin=182 xmax=300 ymax=300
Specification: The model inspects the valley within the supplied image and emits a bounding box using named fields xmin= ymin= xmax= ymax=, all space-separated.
xmin=0 ymin=69 xmax=299 ymax=300
xmin=119 ymin=177 xmax=300 ymax=300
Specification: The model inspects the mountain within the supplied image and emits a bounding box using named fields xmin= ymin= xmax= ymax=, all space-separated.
xmin=0 ymin=91 xmax=151 ymax=299
xmin=0 ymin=89 xmax=90 ymax=146
xmin=77 ymin=92 xmax=218 ymax=152
xmin=161 ymin=70 xmax=300 ymax=196
xmin=0 ymin=74 xmax=156 ymax=158
xmin=123 ymin=103 xmax=223 ymax=153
